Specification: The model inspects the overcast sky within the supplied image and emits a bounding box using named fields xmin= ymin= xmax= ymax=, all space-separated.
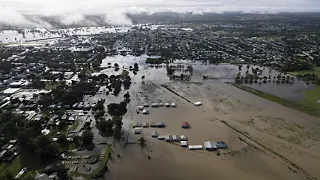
xmin=1 ymin=0 xmax=320 ymax=27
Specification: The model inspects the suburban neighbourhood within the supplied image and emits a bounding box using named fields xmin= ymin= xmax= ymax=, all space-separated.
xmin=0 ymin=12 xmax=320 ymax=180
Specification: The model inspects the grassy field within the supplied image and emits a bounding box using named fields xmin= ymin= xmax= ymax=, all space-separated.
xmin=0 ymin=153 xmax=42 ymax=178
xmin=90 ymin=144 xmax=112 ymax=178
xmin=300 ymin=86 xmax=320 ymax=110
xmin=85 ymin=68 xmax=99 ymax=75
xmin=288 ymin=67 xmax=320 ymax=76
xmin=232 ymin=83 xmax=320 ymax=118
xmin=70 ymin=119 xmax=80 ymax=131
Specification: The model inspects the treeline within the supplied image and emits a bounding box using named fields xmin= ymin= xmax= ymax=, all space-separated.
xmin=282 ymin=58 xmax=312 ymax=72
xmin=95 ymin=95 xmax=129 ymax=139
xmin=39 ymin=72 xmax=131 ymax=108
xmin=39 ymin=81 xmax=97 ymax=107
xmin=0 ymin=111 xmax=57 ymax=163
xmin=146 ymin=57 xmax=168 ymax=64
xmin=296 ymin=73 xmax=320 ymax=84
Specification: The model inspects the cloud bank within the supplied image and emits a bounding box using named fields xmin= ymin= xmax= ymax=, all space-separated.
xmin=0 ymin=0 xmax=320 ymax=28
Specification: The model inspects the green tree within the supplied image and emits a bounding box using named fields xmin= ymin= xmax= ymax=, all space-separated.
xmin=93 ymin=100 xmax=104 ymax=111
xmin=21 ymin=173 xmax=34 ymax=180
xmin=18 ymin=129 xmax=34 ymax=146
xmin=138 ymin=137 xmax=146 ymax=150
xmin=56 ymin=165 xmax=69 ymax=180
xmin=133 ymin=63 xmax=139 ymax=71
xmin=98 ymin=74 xmax=108 ymax=80
xmin=33 ymin=79 xmax=45 ymax=89
xmin=36 ymin=135 xmax=51 ymax=148
xmin=107 ymin=102 xmax=127 ymax=116
xmin=96 ymin=120 xmax=113 ymax=136
xmin=81 ymin=130 xmax=93 ymax=145
xmin=57 ymin=133 xmax=68 ymax=144
xmin=112 ymin=116 xmax=123 ymax=127
xmin=94 ymin=110 xmax=105 ymax=120
xmin=38 ymin=143 xmax=59 ymax=162
xmin=166 ymin=65 xmax=175 ymax=75
xmin=113 ymin=126 xmax=121 ymax=140
xmin=4 ymin=171 xmax=14 ymax=180
xmin=123 ymin=92 xmax=130 ymax=100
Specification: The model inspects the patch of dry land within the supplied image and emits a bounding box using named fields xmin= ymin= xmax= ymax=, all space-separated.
xmin=106 ymin=81 xmax=320 ymax=180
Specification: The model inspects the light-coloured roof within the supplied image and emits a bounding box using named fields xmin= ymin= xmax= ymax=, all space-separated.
xmin=189 ymin=145 xmax=203 ymax=150
xmin=204 ymin=141 xmax=217 ymax=149
xmin=9 ymin=81 xmax=22 ymax=86
xmin=2 ymin=88 xmax=20 ymax=94
xmin=194 ymin=102 xmax=202 ymax=106
xmin=180 ymin=135 xmax=187 ymax=140
xmin=7 ymin=144 xmax=14 ymax=150
xmin=41 ymin=129 xmax=50 ymax=135
xmin=181 ymin=141 xmax=188 ymax=146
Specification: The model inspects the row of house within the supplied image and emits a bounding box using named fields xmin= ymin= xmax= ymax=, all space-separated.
xmin=0 ymin=140 xmax=19 ymax=163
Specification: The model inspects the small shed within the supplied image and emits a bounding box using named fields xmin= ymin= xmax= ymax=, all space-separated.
xmin=180 ymin=135 xmax=187 ymax=141
xmin=9 ymin=140 xmax=17 ymax=144
xmin=158 ymin=136 xmax=166 ymax=140
xmin=189 ymin=145 xmax=203 ymax=150
xmin=150 ymin=122 xmax=157 ymax=127
xmin=68 ymin=116 xmax=76 ymax=123
xmin=216 ymin=141 xmax=227 ymax=149
xmin=204 ymin=141 xmax=217 ymax=151
xmin=34 ymin=114 xmax=43 ymax=121
xmin=151 ymin=131 xmax=159 ymax=138
xmin=142 ymin=109 xmax=149 ymax=115
xmin=142 ymin=123 xmax=149 ymax=128
xmin=134 ymin=128 xmax=142 ymax=134
xmin=194 ymin=102 xmax=202 ymax=106
xmin=61 ymin=114 xmax=68 ymax=120
xmin=156 ymin=122 xmax=165 ymax=128
xmin=0 ymin=150 xmax=7 ymax=159
xmin=6 ymin=144 xmax=13 ymax=150
xmin=172 ymin=135 xmax=180 ymax=142
xmin=133 ymin=122 xmax=142 ymax=128
xmin=151 ymin=103 xmax=159 ymax=107
xmin=180 ymin=141 xmax=188 ymax=147
xmin=165 ymin=135 xmax=173 ymax=142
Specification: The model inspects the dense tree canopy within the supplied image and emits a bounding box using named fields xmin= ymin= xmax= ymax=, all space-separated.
xmin=107 ymin=101 xmax=127 ymax=116
xmin=81 ymin=130 xmax=93 ymax=146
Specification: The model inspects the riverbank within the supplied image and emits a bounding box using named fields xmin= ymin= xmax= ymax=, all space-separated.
xmin=231 ymin=83 xmax=320 ymax=118
xmin=288 ymin=67 xmax=320 ymax=77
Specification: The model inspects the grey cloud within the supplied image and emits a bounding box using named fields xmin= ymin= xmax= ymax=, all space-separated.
xmin=0 ymin=0 xmax=320 ymax=28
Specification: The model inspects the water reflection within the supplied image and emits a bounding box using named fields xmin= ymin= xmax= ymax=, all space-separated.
xmin=246 ymin=81 xmax=314 ymax=102
xmin=99 ymin=55 xmax=315 ymax=102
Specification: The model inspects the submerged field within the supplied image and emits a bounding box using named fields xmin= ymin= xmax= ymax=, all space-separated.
xmin=300 ymin=86 xmax=320 ymax=109
xmin=288 ymin=67 xmax=320 ymax=77
xmin=105 ymin=80 xmax=320 ymax=180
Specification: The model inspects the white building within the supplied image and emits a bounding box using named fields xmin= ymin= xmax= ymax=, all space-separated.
xmin=203 ymin=141 xmax=217 ymax=151
xmin=134 ymin=127 xmax=142 ymax=134
xmin=181 ymin=141 xmax=188 ymax=147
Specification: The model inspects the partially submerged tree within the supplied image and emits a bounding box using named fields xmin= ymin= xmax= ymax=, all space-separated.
xmin=138 ymin=137 xmax=146 ymax=150
xmin=81 ymin=130 xmax=94 ymax=146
